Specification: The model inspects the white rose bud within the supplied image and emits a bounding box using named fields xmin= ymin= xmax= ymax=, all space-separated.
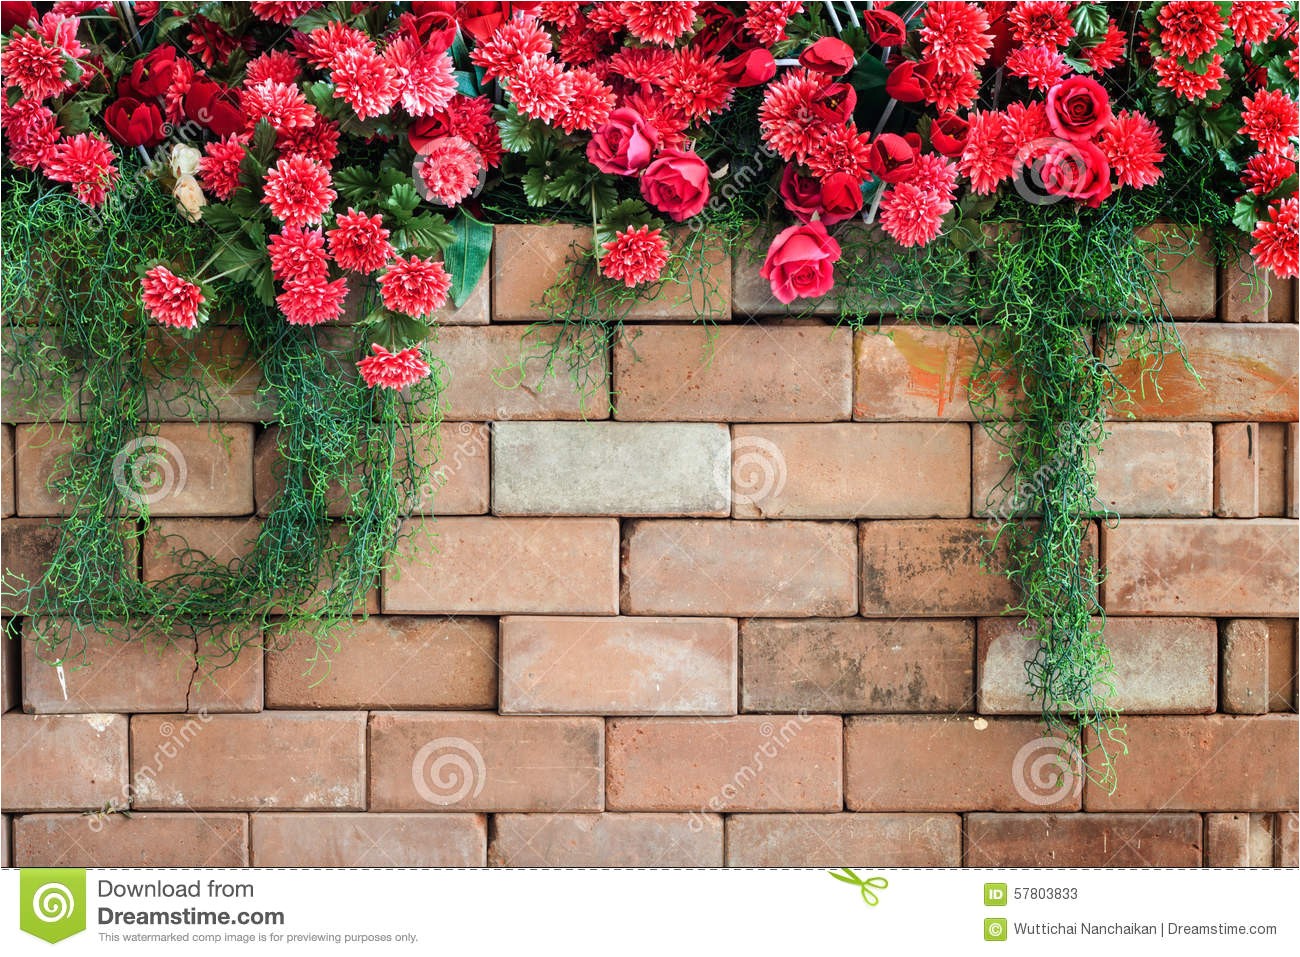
xmin=173 ymin=174 xmax=207 ymax=222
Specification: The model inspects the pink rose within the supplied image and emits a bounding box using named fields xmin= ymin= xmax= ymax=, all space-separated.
xmin=760 ymin=221 xmax=842 ymax=304
xmin=640 ymin=148 xmax=710 ymax=221
xmin=587 ymin=108 xmax=660 ymax=176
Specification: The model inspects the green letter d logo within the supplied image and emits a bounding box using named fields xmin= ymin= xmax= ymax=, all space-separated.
xmin=19 ymin=869 xmax=86 ymax=943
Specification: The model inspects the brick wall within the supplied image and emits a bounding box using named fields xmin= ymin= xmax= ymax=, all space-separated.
xmin=1 ymin=225 xmax=1297 ymax=868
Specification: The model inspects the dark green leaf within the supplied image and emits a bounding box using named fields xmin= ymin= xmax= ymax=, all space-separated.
xmin=335 ymin=166 xmax=380 ymax=205
xmin=446 ymin=209 xmax=494 ymax=307
xmin=393 ymin=213 xmax=455 ymax=254
xmin=1231 ymin=194 xmax=1262 ymax=233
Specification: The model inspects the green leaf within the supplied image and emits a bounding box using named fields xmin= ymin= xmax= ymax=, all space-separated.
xmin=383 ymin=182 xmax=422 ymax=220
xmin=446 ymin=210 xmax=494 ymax=308
xmin=1231 ymin=194 xmax=1261 ymax=234
xmin=1201 ymin=103 xmax=1242 ymax=150
xmin=55 ymin=99 xmax=90 ymax=134
xmin=1070 ymin=2 xmax=1109 ymax=43
xmin=1172 ymin=112 xmax=1198 ymax=152
xmin=335 ymin=166 xmax=380 ymax=205
xmin=199 ymin=204 xmax=244 ymax=235
xmin=521 ymin=166 xmax=551 ymax=206
xmin=392 ymin=213 xmax=455 ymax=254
xmin=498 ymin=102 xmax=545 ymax=153
xmin=249 ymin=119 xmax=278 ymax=166
xmin=249 ymin=263 xmax=276 ymax=306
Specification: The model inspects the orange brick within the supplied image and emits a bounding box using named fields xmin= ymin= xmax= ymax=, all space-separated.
xmin=845 ymin=716 xmax=1083 ymax=812
xmin=0 ymin=518 xmax=60 ymax=614
xmin=965 ymin=813 xmax=1202 ymax=866
xmin=740 ymin=619 xmax=973 ymax=713
xmin=13 ymin=812 xmax=248 ymax=867
xmin=1218 ymin=244 xmax=1293 ymax=324
xmin=1085 ymin=715 xmax=1298 ymax=811
xmin=131 ymin=712 xmax=366 ymax=810
xmin=1102 ymin=518 xmax=1298 ymax=616
xmin=251 ymin=813 xmax=485 ymax=866
xmin=854 ymin=327 xmax=988 ymax=421
xmin=2 ymin=619 xmax=17 ymax=713
xmin=606 ymin=715 xmax=842 ymax=812
xmin=369 ymin=712 xmax=603 ymax=812
xmin=726 ymin=813 xmax=960 ymax=866
xmin=1268 ymin=619 xmax=1297 ymax=711
xmin=1279 ymin=812 xmax=1299 ymax=866
xmin=1214 ymin=423 xmax=1260 ymax=517
xmin=612 ymin=324 xmax=852 ymax=422
xmin=1221 ymin=619 xmax=1270 ymax=715
xmin=489 ymin=812 xmax=722 ymax=866
xmin=1259 ymin=423 xmax=1287 ymax=515
xmin=265 ymin=616 xmax=496 ymax=710
xmin=1 ymin=425 xmax=12 ymax=517
xmin=144 ymin=325 xmax=273 ymax=421
xmin=1 ymin=713 xmax=128 ymax=811
xmin=622 ymin=519 xmax=858 ymax=616
xmin=1204 ymin=812 xmax=1276 ymax=866
xmin=1290 ymin=423 xmax=1299 ymax=519
xmin=500 ymin=616 xmax=736 ymax=715
xmin=1 ymin=327 xmax=83 ymax=423
xmin=383 ymin=517 xmax=619 ymax=614
xmin=1140 ymin=224 xmax=1215 ymax=319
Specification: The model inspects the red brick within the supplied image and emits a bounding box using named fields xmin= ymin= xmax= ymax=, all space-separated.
xmin=489 ymin=812 xmax=722 ymax=866
xmin=1279 ymin=812 xmax=1299 ymax=866
xmin=251 ymin=813 xmax=485 ymax=867
xmin=740 ymin=619 xmax=973 ymax=713
xmin=13 ymin=812 xmax=247 ymax=867
xmin=1 ymin=713 xmax=128 ymax=811
xmin=0 ymin=328 xmax=82 ymax=424
xmin=1218 ymin=243 xmax=1293 ymax=323
xmin=2 ymin=619 xmax=17 ymax=713
xmin=369 ymin=712 xmax=603 ymax=812
xmin=383 ymin=517 xmax=619 ymax=615
xmin=606 ymin=715 xmax=842 ymax=812
xmin=1289 ymin=423 xmax=1298 ymax=519
xmin=1268 ymin=619 xmax=1297 ymax=711
xmin=1084 ymin=715 xmax=1298 ymax=811
xmin=2 ymin=519 xmax=139 ymax=615
xmin=500 ymin=616 xmax=736 ymax=715
xmin=266 ymin=616 xmax=496 ymax=710
xmin=1 ymin=425 xmax=12 ymax=517
xmin=1259 ymin=422 xmax=1287 ymax=516
xmin=845 ymin=716 xmax=1083 ymax=812
xmin=854 ymin=327 xmax=984 ymax=421
xmin=1102 ymin=518 xmax=1298 ymax=616
xmin=1204 ymin=813 xmax=1275 ymax=867
xmin=1141 ymin=224 xmax=1215 ymax=319
xmin=144 ymin=325 xmax=273 ymax=422
xmin=731 ymin=423 xmax=970 ymax=518
xmin=22 ymin=619 xmax=262 ymax=714
xmin=1215 ymin=423 xmax=1260 ymax=517
xmin=622 ymin=519 xmax=857 ymax=617
xmin=965 ymin=813 xmax=1202 ymax=867
xmin=613 ymin=324 xmax=852 ymax=422
xmin=1221 ymin=619 xmax=1271 ymax=715
xmin=726 ymin=813 xmax=960 ymax=866
xmin=131 ymin=713 xmax=366 ymax=810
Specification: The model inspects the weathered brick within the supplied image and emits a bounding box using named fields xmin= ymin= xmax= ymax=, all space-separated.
xmin=726 ymin=813 xmax=961 ymax=866
xmin=131 ymin=713 xmax=366 ymax=810
xmin=613 ymin=324 xmax=853 ymax=422
xmin=965 ymin=813 xmax=1202 ymax=867
xmin=1218 ymin=243 xmax=1294 ymax=323
xmin=144 ymin=325 xmax=273 ymax=421
xmin=1268 ymin=619 xmax=1297 ymax=711
xmin=1108 ymin=324 xmax=1298 ymax=421
xmin=1 ymin=518 xmax=60 ymax=615
xmin=978 ymin=617 xmax=1216 ymax=714
xmin=1204 ymin=813 xmax=1275 ymax=867
xmin=369 ymin=713 xmax=603 ymax=812
xmin=433 ymin=326 xmax=608 ymax=421
xmin=500 ymin=616 xmax=736 ymax=715
xmin=845 ymin=716 xmax=1082 ymax=812
xmin=1279 ymin=812 xmax=1299 ymax=866
xmin=1221 ymin=619 xmax=1270 ymax=715
xmin=1 ymin=327 xmax=85 ymax=423
xmin=607 ymin=715 xmax=842 ymax=812
xmin=440 ymin=272 xmax=490 ymax=325
xmin=383 ymin=517 xmax=619 ymax=614
xmin=492 ymin=422 xmax=730 ymax=516
xmin=493 ymin=224 xmax=730 ymax=322
xmin=22 ymin=619 xmax=262 ymax=714
xmin=490 ymin=812 xmax=722 ymax=866
xmin=1 ymin=714 xmax=128 ymax=811
xmin=1289 ymin=423 xmax=1298 ymax=519
xmin=973 ymin=423 xmax=1213 ymax=518
xmin=731 ymin=423 xmax=970 ymax=519
xmin=1259 ymin=422 xmax=1287 ymax=516
xmin=13 ymin=813 xmax=248 ymax=867
xmin=252 ymin=813 xmax=486 ymax=867
xmin=1141 ymin=225 xmax=1215 ymax=319
xmin=1214 ymin=423 xmax=1260 ymax=517
xmin=854 ymin=327 xmax=993 ymax=421
xmin=1 ymin=425 xmax=12 ymax=517
xmin=266 ymin=617 xmax=496 ymax=710
xmin=2 ymin=620 xmax=17 ymax=713
xmin=622 ymin=519 xmax=857 ymax=617
xmin=1102 ymin=518 xmax=1298 ymax=616
xmin=1084 ymin=715 xmax=1298 ymax=811
xmin=740 ymin=619 xmax=973 ymax=713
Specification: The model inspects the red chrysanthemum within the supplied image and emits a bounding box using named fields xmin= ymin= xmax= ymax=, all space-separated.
xmin=880 ymin=182 xmax=949 ymax=248
xmin=1082 ymin=19 xmax=1127 ymax=71
xmin=1098 ymin=110 xmax=1165 ymax=189
xmin=241 ymin=79 xmax=316 ymax=133
xmin=198 ymin=134 xmax=250 ymax=200
xmin=805 ymin=124 xmax=874 ymax=180
xmin=558 ymin=16 xmax=613 ymax=65
xmin=623 ymin=91 xmax=689 ymax=150
xmin=379 ymin=256 xmax=452 ymax=318
xmin=43 ymin=132 xmax=118 ymax=206
xmin=1 ymin=33 xmax=72 ymax=101
xmin=327 ymin=208 xmax=392 ymax=274
xmin=141 ymin=266 xmax=205 ymax=330
xmin=306 ymin=21 xmax=374 ymax=68
xmin=249 ymin=1 xmax=322 ymax=25
xmin=1229 ymin=1 xmax=1287 ymax=44
xmin=420 ymin=94 xmax=504 ymax=169
xmin=959 ymin=110 xmax=1014 ymax=194
xmin=1008 ymin=1 xmax=1075 ymax=47
xmin=276 ymin=115 xmax=340 ymax=167
xmin=1251 ymin=197 xmax=1299 ymax=277
xmin=385 ymin=35 xmax=457 ymax=117
xmin=555 ymin=68 xmax=615 ymax=133
xmin=622 ymin=1 xmax=699 ymax=44
xmin=1157 ymin=1 xmax=1226 ymax=60
xmin=186 ymin=15 xmax=244 ymax=69
xmin=1153 ymin=54 xmax=1226 ymax=100
xmin=267 ymin=226 xmax=328 ymax=282
xmin=759 ymin=68 xmax=831 ymax=161
xmin=608 ymin=47 xmax=675 ymax=85
xmin=540 ymin=2 xmax=582 ymax=28
xmin=417 ymin=135 xmax=484 ymax=206
xmin=661 ymin=47 xmax=733 ymax=121
xmin=330 ymin=48 xmax=400 ymax=120
xmin=1240 ymin=89 xmax=1298 ymax=157
xmin=505 ymin=55 xmax=572 ymax=123
xmin=600 ymin=225 xmax=670 ymax=287
xmin=357 ymin=344 xmax=431 ymax=390
xmin=276 ymin=274 xmax=349 ymax=326
xmin=1002 ymin=101 xmax=1052 ymax=153
xmin=470 ymin=17 xmax=552 ymax=81
xmin=920 ymin=1 xmax=993 ymax=74
xmin=261 ymin=154 xmax=336 ymax=228
xmin=246 ymin=50 xmax=302 ymax=87
xmin=1 ymin=97 xmax=61 ymax=169
xmin=744 ymin=1 xmax=803 ymax=46
xmin=922 ymin=70 xmax=981 ymax=113
xmin=1242 ymin=153 xmax=1294 ymax=195
xmin=908 ymin=152 xmax=960 ymax=202
xmin=1006 ymin=44 xmax=1068 ymax=90
xmin=163 ymin=57 xmax=195 ymax=124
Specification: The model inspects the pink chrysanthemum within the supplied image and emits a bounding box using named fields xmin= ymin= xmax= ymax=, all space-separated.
xmin=1006 ymin=44 xmax=1068 ymax=91
xmin=276 ymin=115 xmax=341 ymax=166
xmin=417 ymin=135 xmax=484 ymax=206
xmin=608 ymin=47 xmax=675 ymax=85
xmin=1082 ymin=19 xmax=1127 ymax=71
xmin=198 ymin=134 xmax=250 ymax=200
xmin=744 ymin=1 xmax=803 ymax=45
xmin=357 ymin=344 xmax=431 ymax=390
xmin=43 ymin=133 xmax=118 ymax=206
xmin=249 ymin=1 xmax=322 ymax=25
xmin=1 ymin=33 xmax=72 ymax=101
xmin=1153 ymin=54 xmax=1226 ymax=100
xmin=1097 ymin=110 xmax=1165 ymax=189
xmin=922 ymin=70 xmax=981 ymax=112
xmin=246 ymin=50 xmax=302 ymax=87
xmin=163 ymin=57 xmax=195 ymax=124
xmin=1157 ymin=1 xmax=1226 ymax=60
xmin=908 ymin=152 xmax=960 ymax=202
xmin=470 ymin=17 xmax=552 ymax=81
xmin=1251 ymin=197 xmax=1299 ymax=278
xmin=242 ymin=79 xmax=316 ymax=133
xmin=600 ymin=225 xmax=670 ymax=287
xmin=661 ymin=47 xmax=733 ymax=121
xmin=880 ymin=182 xmax=948 ymax=247
xmin=555 ymin=68 xmax=615 ymax=133
xmin=276 ymin=274 xmax=349 ymax=326
xmin=1229 ymin=1 xmax=1287 ymax=44
xmin=759 ymin=68 xmax=831 ymax=161
xmin=141 ymin=266 xmax=205 ymax=329
xmin=261 ymin=154 xmax=336 ymax=228
xmin=35 ymin=12 xmax=87 ymax=59
xmin=1008 ymin=1 xmax=1075 ymax=47
xmin=328 ymin=208 xmax=392 ymax=274
xmin=505 ymin=55 xmax=572 ymax=123
xmin=1242 ymin=153 xmax=1294 ymax=195
xmin=385 ymin=35 xmax=456 ymax=117
xmin=1 ymin=97 xmax=61 ymax=169
xmin=267 ymin=226 xmax=328 ymax=282
xmin=959 ymin=110 xmax=1014 ymax=194
xmin=920 ymin=1 xmax=993 ymax=74
xmin=623 ymin=91 xmax=689 ymax=150
xmin=1002 ymin=101 xmax=1052 ymax=152
xmin=622 ymin=1 xmax=698 ymax=44
xmin=1240 ymin=89 xmax=1298 ymax=158
xmin=539 ymin=2 xmax=582 ymax=27
xmin=330 ymin=48 xmax=400 ymax=120
xmin=380 ymin=256 xmax=451 ymax=317
xmin=805 ymin=124 xmax=874 ymax=180
xmin=306 ymin=21 xmax=374 ymax=68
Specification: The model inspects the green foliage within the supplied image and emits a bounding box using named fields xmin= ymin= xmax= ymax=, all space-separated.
xmin=446 ymin=210 xmax=494 ymax=307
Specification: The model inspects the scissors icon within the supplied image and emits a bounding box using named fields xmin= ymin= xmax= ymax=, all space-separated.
xmin=828 ymin=868 xmax=889 ymax=906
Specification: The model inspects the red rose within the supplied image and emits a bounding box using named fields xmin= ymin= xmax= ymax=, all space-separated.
xmin=1046 ymin=75 xmax=1112 ymax=142
xmin=640 ymin=148 xmax=711 ymax=221
xmin=930 ymin=112 xmax=969 ymax=157
xmin=760 ymin=221 xmax=842 ymax=304
xmin=105 ymin=96 xmax=166 ymax=148
xmin=819 ymin=172 xmax=863 ymax=224
xmin=862 ymin=9 xmax=907 ymax=46
xmin=1040 ymin=139 xmax=1113 ymax=208
xmin=885 ymin=59 xmax=936 ymax=103
xmin=409 ymin=114 xmax=452 ymax=153
xmin=1 ymin=1 xmax=35 ymax=32
xmin=587 ymin=108 xmax=660 ymax=176
xmin=866 ymin=133 xmax=917 ymax=184
xmin=721 ymin=48 xmax=777 ymax=87
xmin=800 ymin=37 xmax=856 ymax=76
xmin=119 ymin=46 xmax=177 ymax=100
xmin=779 ymin=166 xmax=863 ymax=225
xmin=185 ymin=79 xmax=242 ymax=138
xmin=409 ymin=9 xmax=457 ymax=52
xmin=779 ymin=164 xmax=823 ymax=222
